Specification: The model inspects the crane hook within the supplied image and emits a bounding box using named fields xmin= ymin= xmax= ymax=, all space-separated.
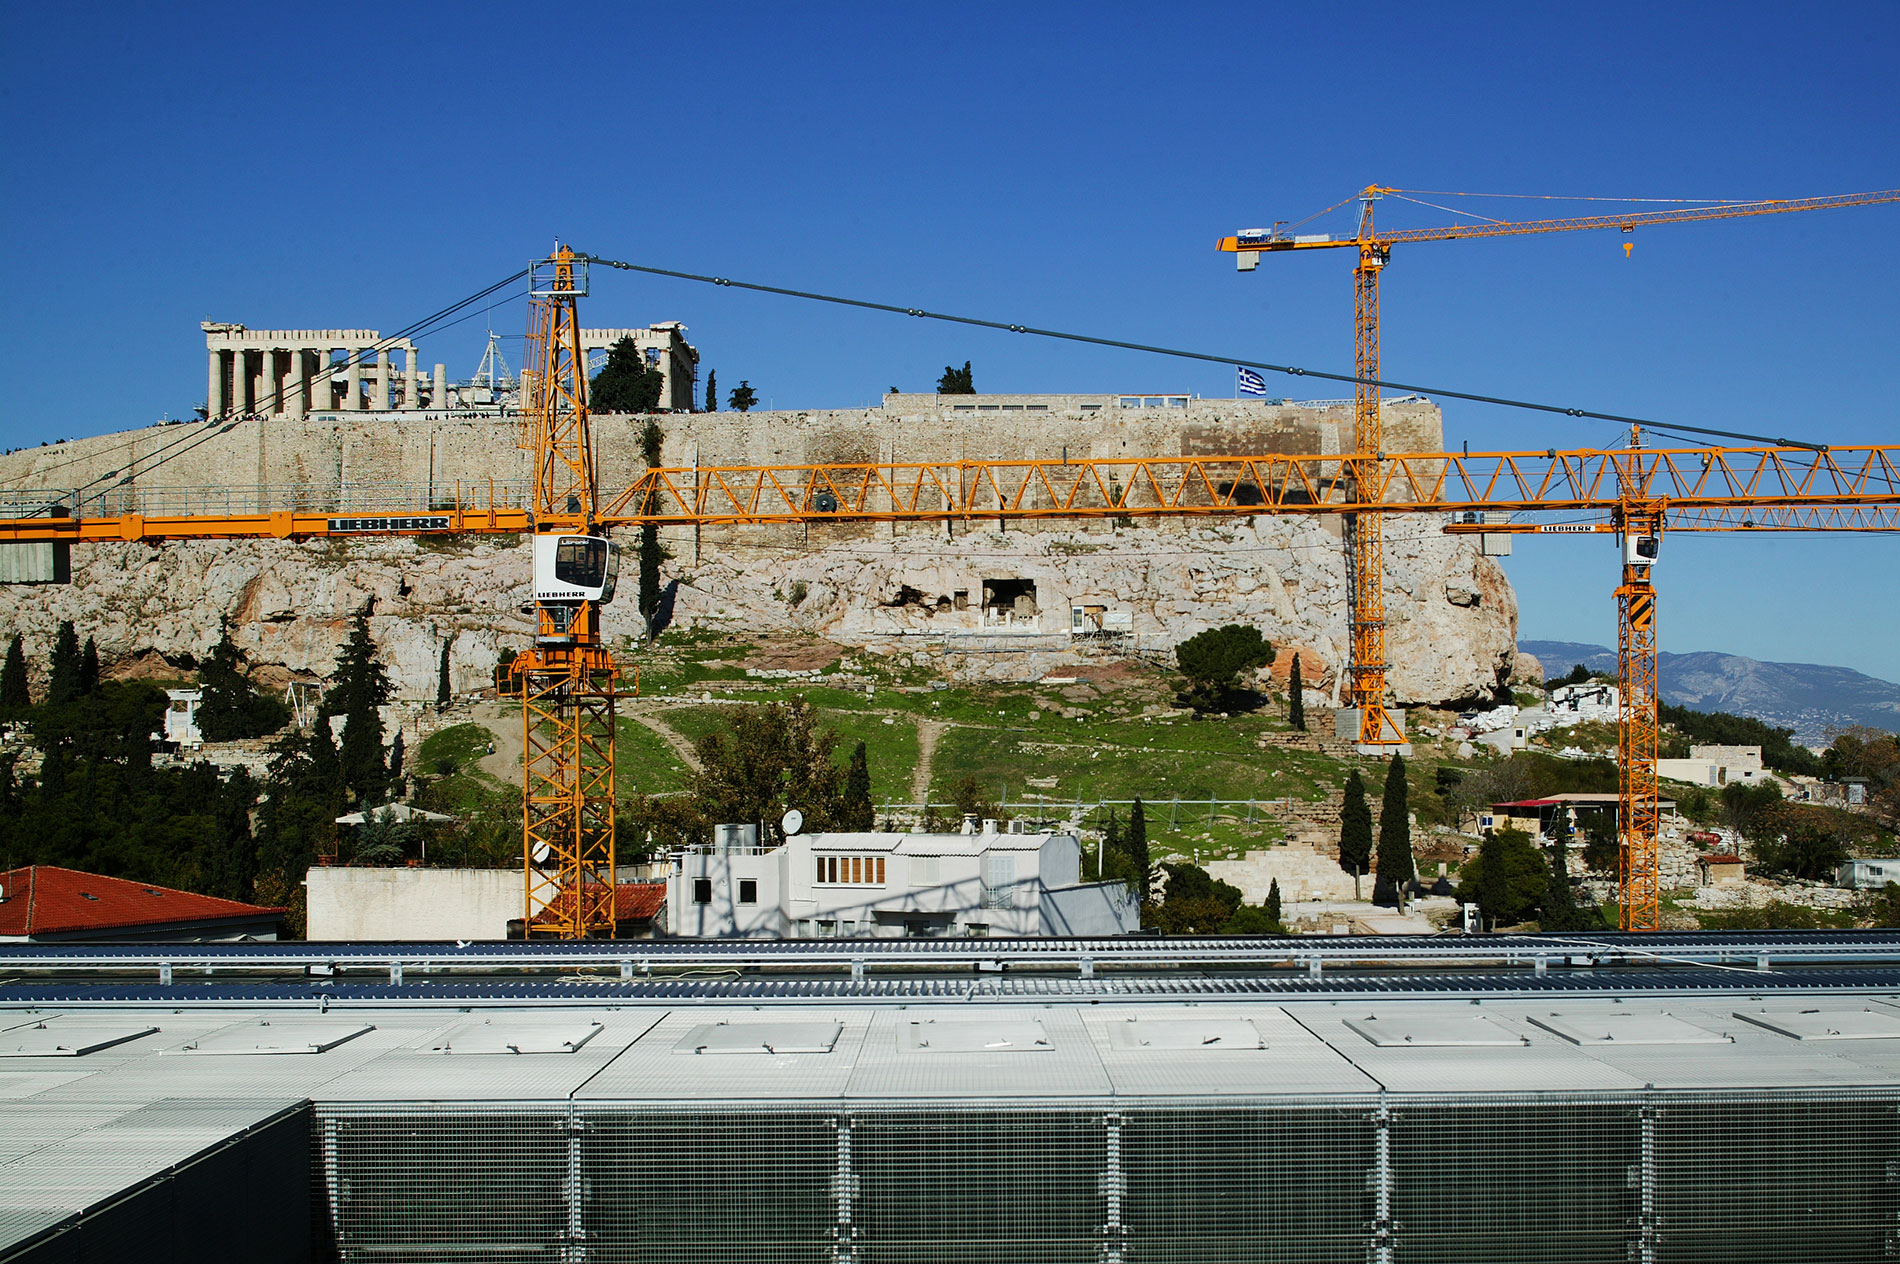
xmin=1623 ymin=242 xmax=1633 ymax=259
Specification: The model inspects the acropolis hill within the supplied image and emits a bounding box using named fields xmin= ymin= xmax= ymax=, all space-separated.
xmin=0 ymin=393 xmax=1518 ymax=705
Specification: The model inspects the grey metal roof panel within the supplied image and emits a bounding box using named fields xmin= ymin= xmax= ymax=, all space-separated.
xmin=0 ymin=1208 xmax=69 ymax=1254
xmin=1286 ymin=1002 xmax=1651 ymax=1093
xmin=577 ymin=1008 xmax=873 ymax=1102
xmin=315 ymin=1013 xmax=658 ymax=1102
xmin=1081 ymin=1005 xmax=1379 ymax=1098
xmin=844 ymin=1006 xmax=1113 ymax=1099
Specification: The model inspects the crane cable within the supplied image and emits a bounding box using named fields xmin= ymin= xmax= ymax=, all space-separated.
xmin=578 ymin=255 xmax=1828 ymax=452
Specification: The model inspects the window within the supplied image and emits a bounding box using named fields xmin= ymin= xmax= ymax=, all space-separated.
xmin=693 ymin=878 xmax=712 ymax=904
xmin=912 ymin=856 xmax=940 ymax=887
xmin=816 ymin=855 xmax=886 ymax=885
xmin=738 ymin=879 xmax=757 ymax=905
xmin=553 ymin=537 xmax=607 ymax=588
xmin=643 ymin=347 xmax=662 ymax=366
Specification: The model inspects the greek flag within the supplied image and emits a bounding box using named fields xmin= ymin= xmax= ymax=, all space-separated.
xmin=1236 ymin=366 xmax=1268 ymax=396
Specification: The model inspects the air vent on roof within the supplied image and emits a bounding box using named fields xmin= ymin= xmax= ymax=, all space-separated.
xmin=432 ymin=1020 xmax=604 ymax=1055
xmin=0 ymin=1021 xmax=159 ymax=1058
xmin=1345 ymin=1013 xmax=1528 ymax=1048
xmin=1527 ymin=1012 xmax=1732 ymax=1046
xmin=170 ymin=1020 xmax=374 ymax=1055
xmin=676 ymin=1021 xmax=843 ymax=1055
xmin=1106 ymin=1018 xmax=1266 ymax=1051
xmin=904 ymin=1019 xmax=1052 ymax=1053
xmin=1732 ymin=1007 xmax=1900 ymax=1041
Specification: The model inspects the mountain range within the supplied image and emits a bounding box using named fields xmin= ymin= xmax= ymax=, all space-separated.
xmin=1518 ymin=640 xmax=1900 ymax=746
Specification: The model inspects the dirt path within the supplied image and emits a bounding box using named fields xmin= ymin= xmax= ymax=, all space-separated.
xmin=633 ymin=709 xmax=705 ymax=774
xmin=911 ymin=719 xmax=945 ymax=803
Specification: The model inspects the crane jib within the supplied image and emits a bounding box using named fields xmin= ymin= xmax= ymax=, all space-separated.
xmin=326 ymin=516 xmax=452 ymax=533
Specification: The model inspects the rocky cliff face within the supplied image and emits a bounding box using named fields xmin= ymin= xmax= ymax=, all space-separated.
xmin=0 ymin=514 xmax=1517 ymax=708
xmin=0 ymin=399 xmax=1518 ymax=706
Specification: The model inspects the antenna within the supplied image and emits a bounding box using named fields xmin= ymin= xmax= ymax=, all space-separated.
xmin=781 ymin=808 xmax=805 ymax=837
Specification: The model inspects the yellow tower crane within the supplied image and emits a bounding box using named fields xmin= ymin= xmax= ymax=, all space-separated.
xmin=1218 ymin=185 xmax=1900 ymax=757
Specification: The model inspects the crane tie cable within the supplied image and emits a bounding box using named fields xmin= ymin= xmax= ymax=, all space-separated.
xmin=580 ymin=253 xmax=1829 ymax=451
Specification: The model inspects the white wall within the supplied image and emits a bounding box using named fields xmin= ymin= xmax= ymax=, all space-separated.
xmin=306 ymin=867 xmax=520 ymax=941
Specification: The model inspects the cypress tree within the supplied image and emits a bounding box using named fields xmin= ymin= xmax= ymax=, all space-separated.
xmin=638 ymin=419 xmax=665 ymax=637
xmin=78 ymin=637 xmax=100 ymax=695
xmin=1338 ymin=769 xmax=1373 ymax=899
xmin=1128 ymin=797 xmax=1151 ymax=904
xmin=46 ymin=621 xmax=82 ymax=706
xmin=436 ymin=638 xmax=452 ymax=710
xmin=1266 ymin=877 xmax=1282 ymax=925
xmin=387 ymin=732 xmax=405 ymax=798
xmin=1540 ymin=809 xmax=1596 ymax=930
xmin=1288 ymin=655 xmax=1306 ymax=731
xmin=204 ymin=767 xmax=259 ymax=903
xmin=704 ymin=369 xmax=717 ymax=414
xmin=325 ymin=609 xmax=391 ymax=805
xmin=1374 ymin=754 xmax=1415 ymax=909
xmin=0 ymin=634 xmax=29 ymax=714
xmin=842 ymin=740 xmax=874 ymax=830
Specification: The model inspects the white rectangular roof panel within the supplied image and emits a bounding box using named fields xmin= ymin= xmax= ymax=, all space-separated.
xmin=1732 ymin=1006 xmax=1900 ymax=1041
xmin=674 ymin=1021 xmax=843 ymax=1055
xmin=903 ymin=1018 xmax=1052 ymax=1052
xmin=168 ymin=1020 xmax=374 ymax=1055
xmin=431 ymin=1020 xmax=604 ymax=1055
xmin=1104 ymin=1017 xmax=1266 ymax=1052
xmin=1345 ymin=1013 xmax=1528 ymax=1048
xmin=1527 ymin=1011 xmax=1733 ymax=1046
xmin=0 ymin=1021 xmax=158 ymax=1058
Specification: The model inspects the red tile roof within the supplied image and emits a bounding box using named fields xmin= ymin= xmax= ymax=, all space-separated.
xmin=0 ymin=866 xmax=286 ymax=938
xmin=528 ymin=882 xmax=666 ymax=926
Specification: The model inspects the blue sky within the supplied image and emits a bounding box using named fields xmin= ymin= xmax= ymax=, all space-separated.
xmin=2 ymin=2 xmax=1895 ymax=680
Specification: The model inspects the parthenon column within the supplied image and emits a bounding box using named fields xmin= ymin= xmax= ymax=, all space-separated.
xmin=375 ymin=349 xmax=391 ymax=410
xmin=345 ymin=349 xmax=361 ymax=411
xmin=290 ymin=350 xmax=309 ymax=419
xmin=208 ymin=348 xmax=224 ymax=419
xmin=434 ymin=363 xmax=447 ymax=413
xmin=404 ymin=348 xmax=420 ymax=410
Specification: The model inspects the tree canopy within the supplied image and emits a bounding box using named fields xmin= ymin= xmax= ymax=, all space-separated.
xmin=936 ymin=361 xmax=974 ymax=394
xmin=321 ymin=610 xmax=393 ymax=805
xmin=1 ymin=634 xmax=28 ymax=714
xmin=1459 ymin=826 xmax=1547 ymax=929
xmin=1174 ymin=624 xmax=1273 ymax=712
xmin=196 ymin=619 xmax=291 ymax=742
xmin=728 ymin=380 xmax=758 ymax=413
xmin=1338 ymin=769 xmax=1372 ymax=897
xmin=589 ymin=336 xmax=665 ymax=413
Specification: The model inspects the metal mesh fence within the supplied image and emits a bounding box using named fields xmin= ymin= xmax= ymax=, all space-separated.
xmin=311 ymin=1092 xmax=1900 ymax=1263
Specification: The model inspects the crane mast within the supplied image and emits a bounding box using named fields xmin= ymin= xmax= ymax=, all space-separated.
xmin=513 ymin=247 xmax=623 ymax=938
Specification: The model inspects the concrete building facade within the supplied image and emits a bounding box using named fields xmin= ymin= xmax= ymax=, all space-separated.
xmin=668 ymin=821 xmax=1139 ymax=938
xmin=1657 ymin=744 xmax=1767 ymax=787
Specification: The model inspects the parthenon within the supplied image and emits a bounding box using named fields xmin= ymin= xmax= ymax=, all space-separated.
xmin=203 ymin=322 xmax=449 ymax=417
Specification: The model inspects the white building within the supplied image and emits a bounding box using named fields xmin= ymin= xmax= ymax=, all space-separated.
xmin=1838 ymin=859 xmax=1900 ymax=890
xmin=155 ymin=688 xmax=203 ymax=749
xmin=1657 ymin=745 xmax=1767 ymax=788
xmin=667 ymin=821 xmax=1139 ymax=939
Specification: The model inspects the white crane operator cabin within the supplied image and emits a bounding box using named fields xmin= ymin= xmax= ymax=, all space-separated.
xmin=532 ymin=534 xmax=620 ymax=604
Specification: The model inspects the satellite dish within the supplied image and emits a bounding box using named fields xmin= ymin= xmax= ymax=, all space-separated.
xmin=531 ymin=841 xmax=552 ymax=865
xmin=781 ymin=809 xmax=805 ymax=836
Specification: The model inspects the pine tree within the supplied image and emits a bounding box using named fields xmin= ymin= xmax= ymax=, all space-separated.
xmin=197 ymin=619 xmax=291 ymax=741
xmin=324 ymin=609 xmax=392 ymax=805
xmin=1338 ymin=770 xmax=1373 ymax=899
xmin=46 ymin=621 xmax=82 ymax=706
xmin=78 ymin=637 xmax=100 ymax=695
xmin=588 ymin=335 xmax=665 ymax=412
xmin=436 ymin=638 xmax=452 ymax=710
xmin=1288 ymin=655 xmax=1306 ymax=731
xmin=728 ymin=380 xmax=757 ymax=413
xmin=1374 ymin=755 xmax=1415 ymax=909
xmin=842 ymin=741 xmax=874 ymax=830
xmin=936 ymin=361 xmax=975 ymax=394
xmin=1539 ymin=809 xmax=1597 ymax=930
xmin=1128 ymin=797 xmax=1151 ymax=904
xmin=0 ymin=634 xmax=29 ymax=714
xmin=704 ymin=369 xmax=717 ymax=414
xmin=638 ymin=419 xmax=664 ymax=636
